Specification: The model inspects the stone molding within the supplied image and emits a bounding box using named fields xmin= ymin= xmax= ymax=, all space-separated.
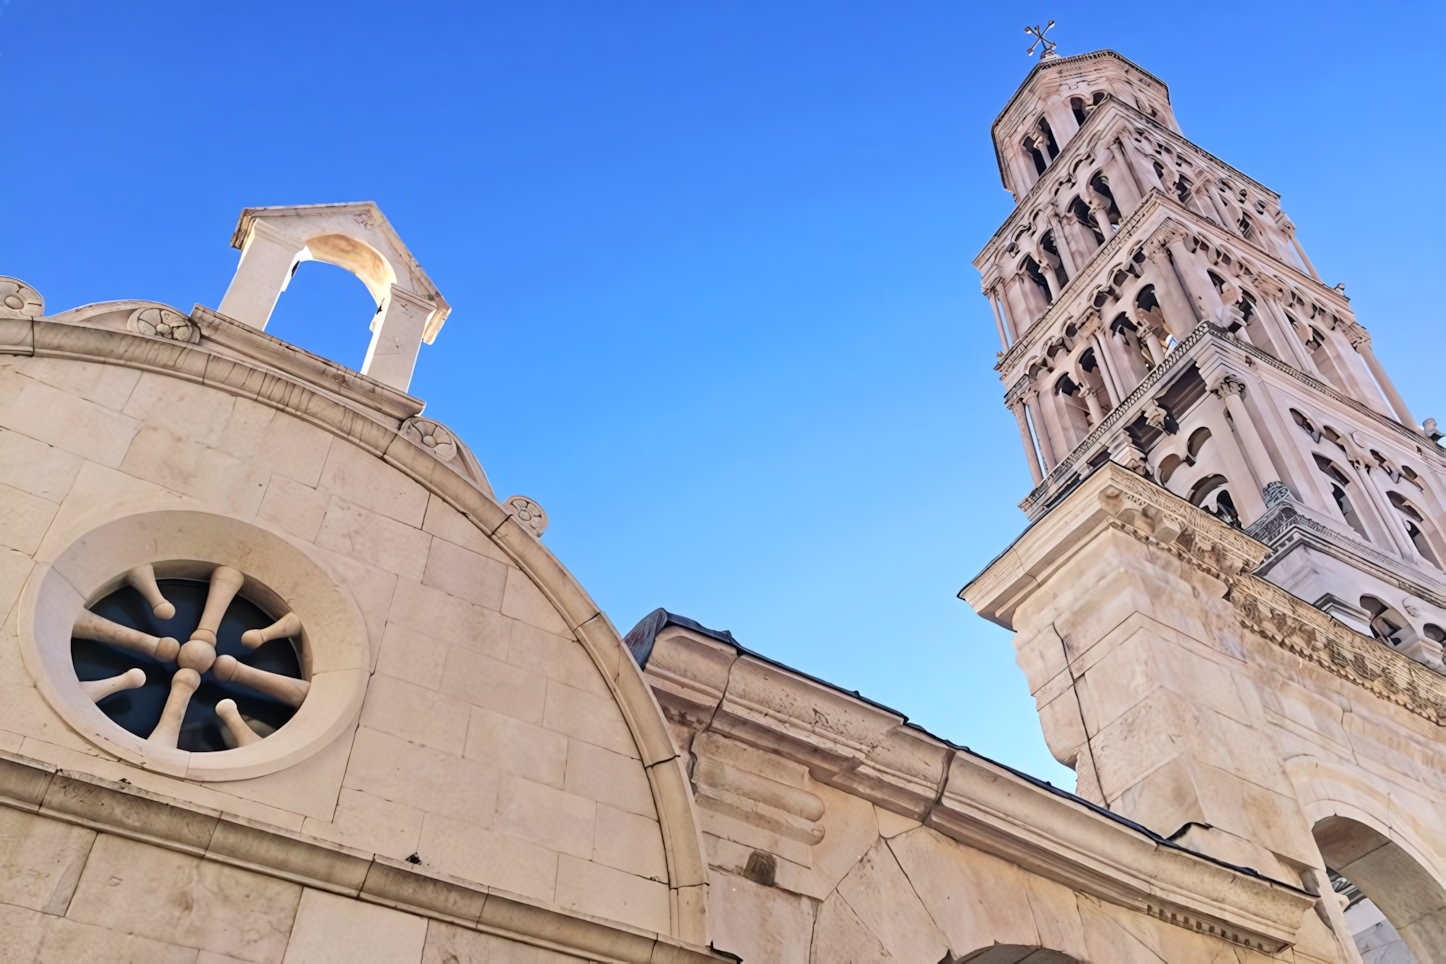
xmin=0 ymin=753 xmax=728 ymax=964
xmin=640 ymin=627 xmax=1314 ymax=952
xmin=0 ymin=301 xmax=713 ymax=943
xmin=969 ymin=463 xmax=1446 ymax=727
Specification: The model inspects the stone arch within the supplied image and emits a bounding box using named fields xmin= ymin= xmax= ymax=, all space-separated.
xmin=950 ymin=948 xmax=1082 ymax=963
xmin=217 ymin=202 xmax=451 ymax=393
xmin=1314 ymin=814 xmax=1446 ymax=963
xmin=1290 ymin=760 xmax=1446 ymax=964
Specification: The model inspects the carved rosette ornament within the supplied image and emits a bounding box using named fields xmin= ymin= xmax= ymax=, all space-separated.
xmin=127 ymin=305 xmax=199 ymax=343
xmin=504 ymin=496 xmax=548 ymax=538
xmin=402 ymin=417 xmax=459 ymax=462
xmin=0 ymin=277 xmax=44 ymax=319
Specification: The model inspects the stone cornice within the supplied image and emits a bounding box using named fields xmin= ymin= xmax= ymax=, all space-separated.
xmin=966 ymin=463 xmax=1446 ymax=727
xmin=0 ymin=754 xmax=727 ymax=964
xmin=642 ymin=626 xmax=1313 ymax=952
xmin=1249 ymin=498 xmax=1446 ymax=611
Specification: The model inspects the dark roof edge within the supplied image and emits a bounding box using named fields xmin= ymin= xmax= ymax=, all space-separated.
xmin=621 ymin=607 xmax=1312 ymax=898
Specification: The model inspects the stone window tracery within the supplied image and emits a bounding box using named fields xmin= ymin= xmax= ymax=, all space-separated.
xmin=1361 ymin=595 xmax=1411 ymax=646
xmin=71 ymin=564 xmax=307 ymax=751
xmin=1388 ymin=491 xmax=1443 ymax=569
xmin=1315 ymin=454 xmax=1371 ymax=541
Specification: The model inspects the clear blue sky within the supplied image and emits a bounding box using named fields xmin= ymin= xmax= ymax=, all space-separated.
xmin=3 ymin=2 xmax=1443 ymax=786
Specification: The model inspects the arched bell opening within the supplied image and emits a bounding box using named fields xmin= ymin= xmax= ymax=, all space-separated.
xmin=1315 ymin=814 xmax=1446 ymax=963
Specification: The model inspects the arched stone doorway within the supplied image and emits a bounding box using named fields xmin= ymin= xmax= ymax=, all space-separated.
xmin=1315 ymin=815 xmax=1446 ymax=963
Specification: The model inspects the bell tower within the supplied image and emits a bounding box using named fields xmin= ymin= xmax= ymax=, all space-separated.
xmin=976 ymin=46 xmax=1446 ymax=667
xmin=966 ymin=44 xmax=1446 ymax=961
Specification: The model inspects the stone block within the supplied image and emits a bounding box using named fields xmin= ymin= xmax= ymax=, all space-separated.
xmin=0 ymin=548 xmax=32 ymax=621
xmin=887 ymin=826 xmax=1039 ymax=952
xmin=362 ymin=857 xmax=487 ymax=926
xmin=375 ymin=623 xmax=450 ymax=691
xmin=421 ymin=497 xmax=511 ymax=564
xmin=67 ymin=833 xmax=301 ymax=963
xmin=1024 ymin=873 xmax=1089 ymax=961
xmin=304 ymin=788 xmax=425 ymax=858
xmin=592 ymin=805 xmax=667 ymax=881
xmin=0 ymin=482 xmax=56 ymax=555
xmin=0 ymin=427 xmax=82 ymax=503
xmin=319 ymin=441 xmax=429 ymax=528
xmin=835 ymin=840 xmax=951 ymax=961
xmin=507 ymin=622 xmax=608 ymax=699
xmin=0 ymin=902 xmax=49 ymax=964
xmin=361 ymin=672 xmax=472 ymax=756
xmin=282 ymin=888 xmax=427 ymax=964
xmin=0 ymin=806 xmax=94 ymax=914
xmin=343 ymin=726 xmax=499 ymax=827
xmin=243 ymin=410 xmax=333 ymax=488
xmin=495 ymin=772 xmax=597 ymax=859
xmin=422 ymin=920 xmax=587 ymax=963
xmin=258 ymin=476 xmax=330 ymax=542
xmin=441 ymin=646 xmax=548 ymax=726
xmin=563 ymin=739 xmax=656 ymax=818
xmin=316 ymin=497 xmax=431 ymax=580
xmin=388 ymin=579 xmax=509 ymax=659
xmin=23 ymin=356 xmax=141 ymax=412
xmin=705 ymin=870 xmax=815 ymax=964
xmin=207 ymin=818 xmax=372 ymax=894
xmin=810 ymin=892 xmax=892 ymax=964
xmin=123 ymin=371 xmax=234 ymax=446
xmin=418 ymin=812 xmax=558 ymax=904
xmin=120 ymin=425 xmax=270 ymax=519
xmin=464 ymin=706 xmax=567 ymax=789
xmin=554 ymin=853 xmax=671 ymax=934
xmin=543 ymin=680 xmax=639 ymax=759
xmin=422 ymin=538 xmax=508 ymax=613
xmin=501 ymin=568 xmax=571 ymax=636
xmin=42 ymin=773 xmax=219 ymax=853
xmin=37 ymin=916 xmax=199 ymax=964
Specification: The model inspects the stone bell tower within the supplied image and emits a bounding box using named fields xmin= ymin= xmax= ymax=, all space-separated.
xmin=966 ymin=45 xmax=1446 ymax=962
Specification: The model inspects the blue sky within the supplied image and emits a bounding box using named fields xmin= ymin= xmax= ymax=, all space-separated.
xmin=2 ymin=2 xmax=1443 ymax=786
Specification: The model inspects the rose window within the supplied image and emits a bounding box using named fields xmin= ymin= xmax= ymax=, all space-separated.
xmin=71 ymin=564 xmax=308 ymax=752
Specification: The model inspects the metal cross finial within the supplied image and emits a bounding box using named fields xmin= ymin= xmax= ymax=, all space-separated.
xmin=1025 ymin=21 xmax=1058 ymax=60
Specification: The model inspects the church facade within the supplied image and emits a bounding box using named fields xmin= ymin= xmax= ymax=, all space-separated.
xmin=0 ymin=46 xmax=1438 ymax=964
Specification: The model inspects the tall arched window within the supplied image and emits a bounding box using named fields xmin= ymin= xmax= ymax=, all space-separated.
xmin=1290 ymin=408 xmax=1324 ymax=443
xmin=1315 ymin=454 xmax=1371 ymax=541
xmin=1068 ymin=196 xmax=1106 ymax=246
xmin=1388 ymin=491 xmax=1442 ymax=568
xmin=1189 ymin=474 xmax=1240 ymax=526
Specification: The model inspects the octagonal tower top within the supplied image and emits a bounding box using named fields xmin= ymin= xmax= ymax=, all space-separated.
xmin=992 ymin=49 xmax=1179 ymax=200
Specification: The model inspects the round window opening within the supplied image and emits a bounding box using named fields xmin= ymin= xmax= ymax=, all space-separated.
xmin=72 ymin=565 xmax=308 ymax=752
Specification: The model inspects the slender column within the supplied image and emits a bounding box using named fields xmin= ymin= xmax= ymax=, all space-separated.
xmin=1091 ymin=333 xmax=1123 ymax=406
xmin=1164 ymin=234 xmax=1223 ymax=325
xmin=1214 ymin=375 xmax=1280 ymax=511
xmin=1026 ymin=392 xmax=1056 ymax=469
xmin=1040 ymin=384 xmax=1075 ymax=458
xmin=1012 ymin=401 xmax=1044 ymax=484
xmin=1285 ymin=224 xmax=1322 ymax=281
xmin=1112 ymin=138 xmax=1150 ymax=204
xmin=1198 ymin=397 xmax=1268 ymax=520
xmin=1047 ymin=216 xmax=1080 ymax=277
xmin=1081 ymin=386 xmax=1105 ymax=424
xmin=1032 ymin=389 xmax=1063 ymax=469
xmin=1358 ymin=462 xmax=1416 ymax=559
xmin=987 ymin=289 xmax=1010 ymax=350
xmin=1004 ymin=276 xmax=1034 ymax=336
xmin=1355 ymin=336 xmax=1418 ymax=429
xmin=1099 ymin=148 xmax=1143 ymax=212
xmin=1132 ymin=314 xmax=1166 ymax=366
xmin=995 ymin=285 xmax=1019 ymax=343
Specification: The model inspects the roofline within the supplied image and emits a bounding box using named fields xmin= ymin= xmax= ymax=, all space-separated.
xmin=622 ymin=608 xmax=1308 ymax=897
xmin=990 ymin=49 xmax=1172 ymax=190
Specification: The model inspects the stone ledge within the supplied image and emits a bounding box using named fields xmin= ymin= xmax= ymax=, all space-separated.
xmin=640 ymin=617 xmax=1315 ymax=952
xmin=0 ymin=751 xmax=729 ymax=964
